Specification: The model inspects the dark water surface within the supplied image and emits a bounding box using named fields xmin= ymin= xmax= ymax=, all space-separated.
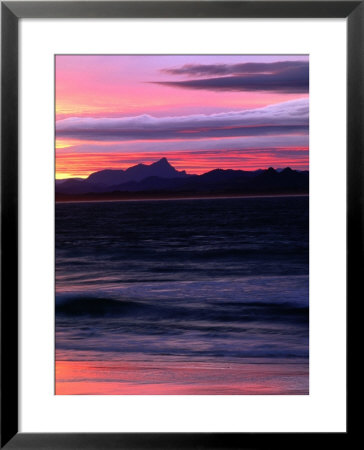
xmin=55 ymin=196 xmax=309 ymax=393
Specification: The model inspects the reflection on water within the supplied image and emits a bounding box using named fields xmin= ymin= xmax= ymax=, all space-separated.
xmin=56 ymin=360 xmax=309 ymax=395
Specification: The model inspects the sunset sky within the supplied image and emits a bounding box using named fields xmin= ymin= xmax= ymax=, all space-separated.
xmin=55 ymin=55 xmax=309 ymax=179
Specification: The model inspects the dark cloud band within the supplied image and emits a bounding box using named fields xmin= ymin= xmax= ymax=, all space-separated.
xmin=56 ymin=125 xmax=308 ymax=141
xmin=158 ymin=60 xmax=309 ymax=93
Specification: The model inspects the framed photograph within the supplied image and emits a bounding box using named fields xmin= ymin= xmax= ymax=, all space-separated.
xmin=1 ymin=1 xmax=356 ymax=448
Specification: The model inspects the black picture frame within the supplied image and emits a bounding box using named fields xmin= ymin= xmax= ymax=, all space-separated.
xmin=1 ymin=1 xmax=358 ymax=448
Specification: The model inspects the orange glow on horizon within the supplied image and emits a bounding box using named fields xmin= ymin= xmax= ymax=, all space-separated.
xmin=56 ymin=149 xmax=309 ymax=179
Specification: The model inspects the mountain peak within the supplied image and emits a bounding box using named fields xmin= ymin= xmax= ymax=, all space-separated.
xmin=266 ymin=167 xmax=276 ymax=173
xmin=82 ymin=157 xmax=188 ymax=188
xmin=153 ymin=157 xmax=171 ymax=167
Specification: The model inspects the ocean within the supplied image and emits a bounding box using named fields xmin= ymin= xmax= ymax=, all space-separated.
xmin=55 ymin=195 xmax=309 ymax=394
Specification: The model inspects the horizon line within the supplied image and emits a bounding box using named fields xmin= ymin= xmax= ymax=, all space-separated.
xmin=56 ymin=157 xmax=309 ymax=180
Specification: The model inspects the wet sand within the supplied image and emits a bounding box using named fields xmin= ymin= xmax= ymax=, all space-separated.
xmin=56 ymin=360 xmax=309 ymax=395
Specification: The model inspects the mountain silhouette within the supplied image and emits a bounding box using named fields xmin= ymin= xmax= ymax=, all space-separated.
xmin=87 ymin=157 xmax=188 ymax=187
xmin=56 ymin=158 xmax=309 ymax=199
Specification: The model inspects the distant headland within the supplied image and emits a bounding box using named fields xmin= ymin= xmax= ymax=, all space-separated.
xmin=56 ymin=157 xmax=309 ymax=202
